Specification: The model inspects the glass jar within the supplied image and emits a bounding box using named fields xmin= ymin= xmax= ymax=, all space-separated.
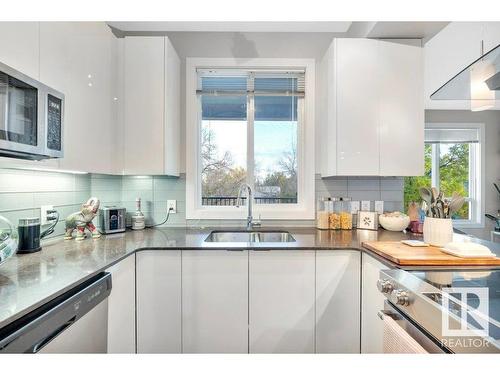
xmin=329 ymin=197 xmax=341 ymax=230
xmin=316 ymin=197 xmax=331 ymax=230
xmin=340 ymin=197 xmax=353 ymax=230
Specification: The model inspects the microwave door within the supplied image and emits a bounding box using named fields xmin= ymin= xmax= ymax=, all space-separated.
xmin=0 ymin=67 xmax=45 ymax=159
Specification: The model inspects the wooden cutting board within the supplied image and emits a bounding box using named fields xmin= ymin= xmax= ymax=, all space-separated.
xmin=362 ymin=241 xmax=500 ymax=266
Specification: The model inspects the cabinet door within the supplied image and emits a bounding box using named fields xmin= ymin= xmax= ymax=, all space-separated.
xmin=123 ymin=36 xmax=165 ymax=175
xmin=249 ymin=250 xmax=315 ymax=353
xmin=336 ymin=38 xmax=380 ymax=175
xmin=361 ymin=253 xmax=390 ymax=353
xmin=106 ymin=254 xmax=136 ymax=353
xmin=316 ymin=250 xmax=360 ymax=353
xmin=182 ymin=250 xmax=248 ymax=353
xmin=136 ymin=250 xmax=182 ymax=353
xmin=39 ymin=22 xmax=118 ymax=173
xmin=379 ymin=41 xmax=424 ymax=176
xmin=0 ymin=22 xmax=39 ymax=79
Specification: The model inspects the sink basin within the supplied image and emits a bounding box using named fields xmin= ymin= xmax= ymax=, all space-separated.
xmin=204 ymin=230 xmax=296 ymax=243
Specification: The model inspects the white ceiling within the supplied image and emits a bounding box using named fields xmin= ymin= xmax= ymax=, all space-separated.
xmin=107 ymin=21 xmax=352 ymax=33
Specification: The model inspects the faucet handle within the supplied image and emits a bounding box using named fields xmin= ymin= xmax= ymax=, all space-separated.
xmin=252 ymin=214 xmax=262 ymax=227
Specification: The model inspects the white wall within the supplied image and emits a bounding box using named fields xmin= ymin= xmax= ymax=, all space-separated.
xmin=425 ymin=110 xmax=500 ymax=240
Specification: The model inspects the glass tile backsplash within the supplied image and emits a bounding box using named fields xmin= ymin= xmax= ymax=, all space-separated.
xmin=0 ymin=169 xmax=404 ymax=237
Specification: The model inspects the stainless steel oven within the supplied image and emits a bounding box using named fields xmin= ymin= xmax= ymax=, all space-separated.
xmin=377 ymin=269 xmax=500 ymax=353
xmin=0 ymin=61 xmax=64 ymax=160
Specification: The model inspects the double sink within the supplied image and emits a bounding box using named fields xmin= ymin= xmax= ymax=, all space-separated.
xmin=205 ymin=230 xmax=296 ymax=243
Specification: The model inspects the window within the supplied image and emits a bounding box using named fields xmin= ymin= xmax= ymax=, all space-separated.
xmin=186 ymin=59 xmax=315 ymax=220
xmin=404 ymin=123 xmax=485 ymax=227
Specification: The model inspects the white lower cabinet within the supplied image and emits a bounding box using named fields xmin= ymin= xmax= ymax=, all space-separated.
xmin=136 ymin=250 xmax=182 ymax=353
xmin=182 ymin=250 xmax=248 ymax=353
xmin=315 ymin=250 xmax=361 ymax=353
xmin=106 ymin=254 xmax=136 ymax=353
xmin=249 ymin=250 xmax=315 ymax=353
xmin=361 ymin=253 xmax=390 ymax=353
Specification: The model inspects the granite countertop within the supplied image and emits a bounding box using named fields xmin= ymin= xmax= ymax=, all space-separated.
xmin=1 ymin=226 xmax=499 ymax=331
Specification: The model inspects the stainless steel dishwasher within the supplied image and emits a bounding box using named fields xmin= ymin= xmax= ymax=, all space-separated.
xmin=0 ymin=273 xmax=112 ymax=353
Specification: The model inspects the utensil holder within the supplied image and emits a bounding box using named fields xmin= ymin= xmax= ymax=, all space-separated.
xmin=423 ymin=217 xmax=453 ymax=247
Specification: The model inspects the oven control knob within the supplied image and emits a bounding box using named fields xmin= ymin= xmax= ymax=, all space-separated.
xmin=390 ymin=289 xmax=410 ymax=306
xmin=376 ymin=279 xmax=394 ymax=294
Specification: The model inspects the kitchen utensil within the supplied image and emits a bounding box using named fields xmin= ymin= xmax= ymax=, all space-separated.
xmin=431 ymin=187 xmax=439 ymax=202
xmin=419 ymin=187 xmax=433 ymax=216
xmin=494 ymin=182 xmax=500 ymax=196
xmin=448 ymin=196 xmax=466 ymax=218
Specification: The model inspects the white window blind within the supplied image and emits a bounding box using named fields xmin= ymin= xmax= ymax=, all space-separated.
xmin=425 ymin=128 xmax=480 ymax=144
xmin=196 ymin=69 xmax=305 ymax=96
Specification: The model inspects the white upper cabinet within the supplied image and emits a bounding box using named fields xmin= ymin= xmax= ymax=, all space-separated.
xmin=424 ymin=22 xmax=500 ymax=110
xmin=379 ymin=41 xmax=424 ymax=176
xmin=320 ymin=38 xmax=424 ymax=177
xmin=39 ymin=22 xmax=119 ymax=174
xmin=336 ymin=39 xmax=380 ymax=176
xmin=121 ymin=36 xmax=180 ymax=175
xmin=0 ymin=22 xmax=39 ymax=79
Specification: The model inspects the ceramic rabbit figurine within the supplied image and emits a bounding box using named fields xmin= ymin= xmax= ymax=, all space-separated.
xmin=64 ymin=197 xmax=101 ymax=241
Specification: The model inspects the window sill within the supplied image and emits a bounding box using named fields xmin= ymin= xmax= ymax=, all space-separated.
xmin=453 ymin=220 xmax=484 ymax=229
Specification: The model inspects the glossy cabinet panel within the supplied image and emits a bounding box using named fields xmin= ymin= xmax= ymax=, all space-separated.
xmin=249 ymin=250 xmax=315 ymax=353
xmin=0 ymin=22 xmax=39 ymax=79
xmin=122 ymin=36 xmax=180 ymax=175
xmin=316 ymin=250 xmax=360 ymax=353
xmin=361 ymin=253 xmax=389 ymax=353
xmin=136 ymin=250 xmax=182 ymax=353
xmin=106 ymin=254 xmax=136 ymax=353
xmin=39 ymin=22 xmax=118 ymax=173
xmin=379 ymin=41 xmax=424 ymax=176
xmin=336 ymin=38 xmax=380 ymax=176
xmin=182 ymin=250 xmax=248 ymax=353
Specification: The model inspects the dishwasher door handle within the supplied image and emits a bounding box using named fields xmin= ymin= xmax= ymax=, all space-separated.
xmin=31 ymin=316 xmax=76 ymax=353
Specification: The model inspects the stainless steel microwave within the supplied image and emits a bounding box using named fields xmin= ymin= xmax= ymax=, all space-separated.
xmin=0 ymin=61 xmax=64 ymax=160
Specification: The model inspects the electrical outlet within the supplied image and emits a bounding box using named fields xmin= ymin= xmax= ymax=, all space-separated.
xmin=361 ymin=200 xmax=371 ymax=211
xmin=167 ymin=200 xmax=177 ymax=214
xmin=40 ymin=205 xmax=54 ymax=225
xmin=374 ymin=201 xmax=384 ymax=214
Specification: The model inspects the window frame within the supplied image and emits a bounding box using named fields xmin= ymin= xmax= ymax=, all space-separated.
xmin=186 ymin=58 xmax=315 ymax=220
xmin=426 ymin=122 xmax=485 ymax=228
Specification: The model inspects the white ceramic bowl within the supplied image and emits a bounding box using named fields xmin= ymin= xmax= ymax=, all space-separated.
xmin=379 ymin=214 xmax=410 ymax=232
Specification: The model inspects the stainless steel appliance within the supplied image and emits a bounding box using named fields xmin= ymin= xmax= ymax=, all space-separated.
xmin=377 ymin=268 xmax=500 ymax=353
xmin=0 ymin=273 xmax=111 ymax=353
xmin=0 ymin=61 xmax=64 ymax=160
xmin=99 ymin=206 xmax=126 ymax=234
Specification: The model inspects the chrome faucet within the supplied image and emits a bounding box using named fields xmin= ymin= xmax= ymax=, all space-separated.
xmin=236 ymin=183 xmax=260 ymax=230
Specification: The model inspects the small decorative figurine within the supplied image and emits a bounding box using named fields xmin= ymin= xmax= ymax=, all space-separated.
xmin=64 ymin=197 xmax=101 ymax=241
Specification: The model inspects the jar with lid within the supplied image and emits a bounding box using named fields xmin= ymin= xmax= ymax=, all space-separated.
xmin=329 ymin=197 xmax=341 ymax=230
xmin=340 ymin=197 xmax=353 ymax=230
xmin=316 ymin=197 xmax=331 ymax=230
